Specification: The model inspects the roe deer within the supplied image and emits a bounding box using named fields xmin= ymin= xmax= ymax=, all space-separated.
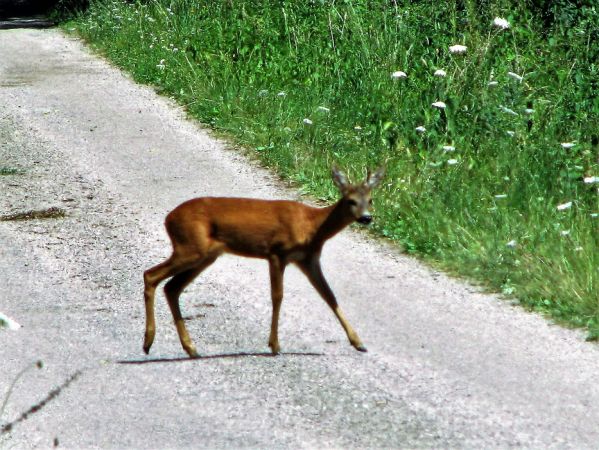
xmin=143 ymin=166 xmax=385 ymax=357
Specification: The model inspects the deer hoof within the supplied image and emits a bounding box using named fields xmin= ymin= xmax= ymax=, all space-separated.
xmin=143 ymin=332 xmax=154 ymax=354
xmin=186 ymin=347 xmax=199 ymax=358
xmin=355 ymin=344 xmax=368 ymax=352
xmin=142 ymin=339 xmax=153 ymax=354
xmin=269 ymin=343 xmax=280 ymax=355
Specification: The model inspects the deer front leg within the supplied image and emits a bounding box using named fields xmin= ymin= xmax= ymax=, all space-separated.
xmin=268 ymin=256 xmax=286 ymax=355
xmin=298 ymin=256 xmax=367 ymax=352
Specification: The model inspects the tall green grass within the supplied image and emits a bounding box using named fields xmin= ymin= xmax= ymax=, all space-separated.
xmin=64 ymin=0 xmax=598 ymax=336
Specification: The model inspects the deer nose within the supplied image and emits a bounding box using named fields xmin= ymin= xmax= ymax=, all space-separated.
xmin=357 ymin=215 xmax=372 ymax=225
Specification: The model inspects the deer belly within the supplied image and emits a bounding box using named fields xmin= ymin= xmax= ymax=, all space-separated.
xmin=213 ymin=226 xmax=275 ymax=258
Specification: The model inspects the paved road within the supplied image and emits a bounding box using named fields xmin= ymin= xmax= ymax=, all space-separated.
xmin=1 ymin=29 xmax=598 ymax=449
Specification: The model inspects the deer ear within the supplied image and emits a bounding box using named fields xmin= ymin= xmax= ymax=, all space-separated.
xmin=366 ymin=166 xmax=385 ymax=189
xmin=331 ymin=166 xmax=349 ymax=192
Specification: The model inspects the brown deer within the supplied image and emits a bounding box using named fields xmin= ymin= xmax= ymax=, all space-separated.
xmin=143 ymin=166 xmax=385 ymax=357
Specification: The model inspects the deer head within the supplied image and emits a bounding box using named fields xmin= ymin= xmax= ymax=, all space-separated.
xmin=332 ymin=166 xmax=385 ymax=225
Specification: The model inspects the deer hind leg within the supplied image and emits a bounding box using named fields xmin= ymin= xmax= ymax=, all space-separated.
xmin=268 ymin=257 xmax=286 ymax=355
xmin=163 ymin=256 xmax=217 ymax=358
xmin=143 ymin=247 xmax=213 ymax=355
xmin=143 ymin=258 xmax=176 ymax=355
xmin=298 ymin=257 xmax=367 ymax=352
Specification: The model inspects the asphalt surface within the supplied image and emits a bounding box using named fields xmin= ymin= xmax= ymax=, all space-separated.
xmin=1 ymin=29 xmax=598 ymax=449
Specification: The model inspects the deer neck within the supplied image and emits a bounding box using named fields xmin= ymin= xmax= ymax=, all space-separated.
xmin=311 ymin=200 xmax=353 ymax=247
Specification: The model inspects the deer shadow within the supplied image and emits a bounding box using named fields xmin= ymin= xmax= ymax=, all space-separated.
xmin=117 ymin=350 xmax=324 ymax=365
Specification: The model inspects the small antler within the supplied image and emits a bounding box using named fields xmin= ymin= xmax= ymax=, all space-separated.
xmin=331 ymin=165 xmax=349 ymax=193
xmin=366 ymin=166 xmax=385 ymax=189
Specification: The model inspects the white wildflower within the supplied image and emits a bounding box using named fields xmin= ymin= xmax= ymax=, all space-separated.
xmin=561 ymin=142 xmax=575 ymax=149
xmin=354 ymin=125 xmax=362 ymax=131
xmin=449 ymin=44 xmax=467 ymax=54
xmin=258 ymin=89 xmax=269 ymax=97
xmin=506 ymin=130 xmax=515 ymax=137
xmin=556 ymin=201 xmax=572 ymax=211
xmin=575 ymin=246 xmax=583 ymax=251
xmin=447 ymin=159 xmax=458 ymax=165
xmin=500 ymin=105 xmax=519 ymax=116
xmin=432 ymin=101 xmax=447 ymax=109
xmin=494 ymin=194 xmax=508 ymax=199
xmin=583 ymin=176 xmax=599 ymax=184
xmin=277 ymin=91 xmax=286 ymax=98
xmin=591 ymin=213 xmax=598 ymax=218
xmin=492 ymin=17 xmax=510 ymax=30
xmin=488 ymin=80 xmax=499 ymax=87
xmin=524 ymin=108 xmax=535 ymax=114
xmin=302 ymin=118 xmax=313 ymax=125
xmin=434 ymin=69 xmax=447 ymax=77
xmin=560 ymin=229 xmax=571 ymax=236
xmin=507 ymin=71 xmax=523 ymax=82
xmin=442 ymin=145 xmax=455 ymax=152
xmin=415 ymin=125 xmax=426 ymax=133
xmin=156 ymin=59 xmax=166 ymax=70
xmin=317 ymin=106 xmax=330 ymax=113
xmin=506 ymin=239 xmax=517 ymax=248
xmin=391 ymin=71 xmax=407 ymax=79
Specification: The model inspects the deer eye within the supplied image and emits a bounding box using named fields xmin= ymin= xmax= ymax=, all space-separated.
xmin=368 ymin=199 xmax=373 ymax=205
xmin=347 ymin=199 xmax=358 ymax=206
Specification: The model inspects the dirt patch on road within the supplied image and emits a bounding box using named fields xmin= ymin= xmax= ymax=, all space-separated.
xmin=1 ymin=206 xmax=66 ymax=221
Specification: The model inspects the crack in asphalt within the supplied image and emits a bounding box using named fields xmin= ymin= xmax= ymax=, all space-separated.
xmin=1 ymin=370 xmax=83 ymax=436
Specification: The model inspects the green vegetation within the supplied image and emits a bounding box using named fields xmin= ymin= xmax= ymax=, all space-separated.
xmin=0 ymin=168 xmax=23 ymax=175
xmin=63 ymin=1 xmax=598 ymax=336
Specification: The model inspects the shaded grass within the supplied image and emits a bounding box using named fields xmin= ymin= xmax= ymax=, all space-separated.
xmin=0 ymin=168 xmax=24 ymax=176
xmin=63 ymin=0 xmax=598 ymax=337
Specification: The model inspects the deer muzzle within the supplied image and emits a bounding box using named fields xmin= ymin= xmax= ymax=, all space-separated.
xmin=357 ymin=215 xmax=372 ymax=225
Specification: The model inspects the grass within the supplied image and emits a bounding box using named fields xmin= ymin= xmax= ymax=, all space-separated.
xmin=0 ymin=168 xmax=24 ymax=176
xmin=61 ymin=0 xmax=598 ymax=337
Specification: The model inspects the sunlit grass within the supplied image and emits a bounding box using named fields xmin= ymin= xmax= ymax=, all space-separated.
xmin=63 ymin=0 xmax=598 ymax=337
